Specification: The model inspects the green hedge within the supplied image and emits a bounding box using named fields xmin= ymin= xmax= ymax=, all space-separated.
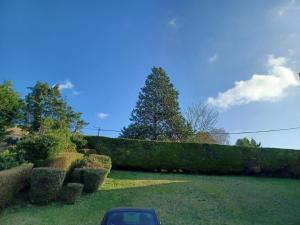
xmin=0 ymin=163 xmax=33 ymax=210
xmin=82 ymin=168 xmax=108 ymax=193
xmin=73 ymin=154 xmax=112 ymax=171
xmin=71 ymin=168 xmax=108 ymax=193
xmin=37 ymin=152 xmax=84 ymax=172
xmin=59 ymin=183 xmax=83 ymax=204
xmin=86 ymin=136 xmax=300 ymax=178
xmin=30 ymin=168 xmax=66 ymax=205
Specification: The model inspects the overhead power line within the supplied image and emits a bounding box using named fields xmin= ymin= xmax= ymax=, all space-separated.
xmin=209 ymin=126 xmax=300 ymax=135
xmin=85 ymin=125 xmax=300 ymax=135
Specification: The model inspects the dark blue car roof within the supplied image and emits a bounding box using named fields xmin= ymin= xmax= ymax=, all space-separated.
xmin=101 ymin=208 xmax=160 ymax=225
xmin=105 ymin=208 xmax=155 ymax=213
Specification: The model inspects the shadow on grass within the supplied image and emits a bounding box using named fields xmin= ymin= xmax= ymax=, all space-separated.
xmin=1 ymin=170 xmax=300 ymax=225
xmin=1 ymin=179 xmax=195 ymax=225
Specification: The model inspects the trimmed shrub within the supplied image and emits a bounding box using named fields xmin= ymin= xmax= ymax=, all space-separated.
xmin=260 ymin=148 xmax=300 ymax=177
xmin=86 ymin=136 xmax=300 ymax=178
xmin=74 ymin=154 xmax=112 ymax=171
xmin=37 ymin=152 xmax=84 ymax=172
xmin=71 ymin=168 xmax=85 ymax=183
xmin=0 ymin=163 xmax=33 ymax=210
xmin=82 ymin=168 xmax=108 ymax=193
xmin=71 ymin=168 xmax=108 ymax=193
xmin=59 ymin=183 xmax=83 ymax=204
xmin=30 ymin=167 xmax=66 ymax=204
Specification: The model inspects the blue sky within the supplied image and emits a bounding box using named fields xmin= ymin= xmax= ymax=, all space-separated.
xmin=1 ymin=0 xmax=300 ymax=149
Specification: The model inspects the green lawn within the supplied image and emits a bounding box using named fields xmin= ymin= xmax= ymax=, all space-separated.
xmin=1 ymin=170 xmax=300 ymax=225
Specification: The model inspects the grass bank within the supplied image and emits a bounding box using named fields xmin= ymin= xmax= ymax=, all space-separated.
xmin=1 ymin=170 xmax=300 ymax=225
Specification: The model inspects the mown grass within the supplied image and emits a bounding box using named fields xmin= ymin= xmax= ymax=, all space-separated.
xmin=1 ymin=170 xmax=300 ymax=225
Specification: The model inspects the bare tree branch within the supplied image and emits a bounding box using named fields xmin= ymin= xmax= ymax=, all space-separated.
xmin=185 ymin=102 xmax=230 ymax=145
xmin=186 ymin=102 xmax=219 ymax=132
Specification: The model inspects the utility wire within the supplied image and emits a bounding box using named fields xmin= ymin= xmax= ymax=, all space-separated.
xmin=85 ymin=125 xmax=300 ymax=135
xmin=209 ymin=126 xmax=300 ymax=135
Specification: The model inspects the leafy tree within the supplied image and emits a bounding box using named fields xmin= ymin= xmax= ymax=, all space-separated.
xmin=235 ymin=137 xmax=261 ymax=148
xmin=22 ymin=82 xmax=87 ymax=133
xmin=120 ymin=67 xmax=191 ymax=140
xmin=0 ymin=81 xmax=22 ymax=140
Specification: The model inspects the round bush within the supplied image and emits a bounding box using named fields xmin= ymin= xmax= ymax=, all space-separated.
xmin=82 ymin=168 xmax=108 ymax=193
xmin=60 ymin=183 xmax=83 ymax=204
xmin=30 ymin=167 xmax=66 ymax=204
xmin=73 ymin=154 xmax=112 ymax=171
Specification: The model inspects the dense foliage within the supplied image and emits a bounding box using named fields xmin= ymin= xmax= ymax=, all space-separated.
xmin=0 ymin=150 xmax=23 ymax=171
xmin=0 ymin=163 xmax=33 ymax=210
xmin=30 ymin=168 xmax=66 ymax=205
xmin=0 ymin=81 xmax=22 ymax=141
xmin=86 ymin=136 xmax=300 ymax=178
xmin=120 ymin=67 xmax=191 ymax=141
xmin=70 ymin=132 xmax=88 ymax=149
xmin=236 ymin=137 xmax=261 ymax=148
xmin=15 ymin=131 xmax=76 ymax=164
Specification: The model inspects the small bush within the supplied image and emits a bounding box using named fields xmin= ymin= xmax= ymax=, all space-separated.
xmin=59 ymin=183 xmax=83 ymax=204
xmin=82 ymin=168 xmax=108 ymax=193
xmin=30 ymin=167 xmax=66 ymax=205
xmin=15 ymin=133 xmax=63 ymax=163
xmin=0 ymin=150 xmax=22 ymax=171
xmin=0 ymin=163 xmax=33 ymax=210
xmin=15 ymin=131 xmax=76 ymax=164
xmin=74 ymin=154 xmax=112 ymax=171
xmin=71 ymin=168 xmax=108 ymax=193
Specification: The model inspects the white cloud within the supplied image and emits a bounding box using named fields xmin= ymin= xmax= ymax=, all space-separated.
xmin=97 ymin=112 xmax=108 ymax=120
xmin=278 ymin=0 xmax=300 ymax=16
xmin=58 ymin=80 xmax=74 ymax=91
xmin=168 ymin=18 xmax=178 ymax=28
xmin=208 ymin=55 xmax=300 ymax=109
xmin=208 ymin=54 xmax=218 ymax=63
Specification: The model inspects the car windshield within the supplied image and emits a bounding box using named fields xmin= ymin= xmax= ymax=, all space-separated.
xmin=107 ymin=211 xmax=156 ymax=225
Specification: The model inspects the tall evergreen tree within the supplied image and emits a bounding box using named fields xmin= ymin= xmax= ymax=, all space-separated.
xmin=120 ymin=67 xmax=191 ymax=140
